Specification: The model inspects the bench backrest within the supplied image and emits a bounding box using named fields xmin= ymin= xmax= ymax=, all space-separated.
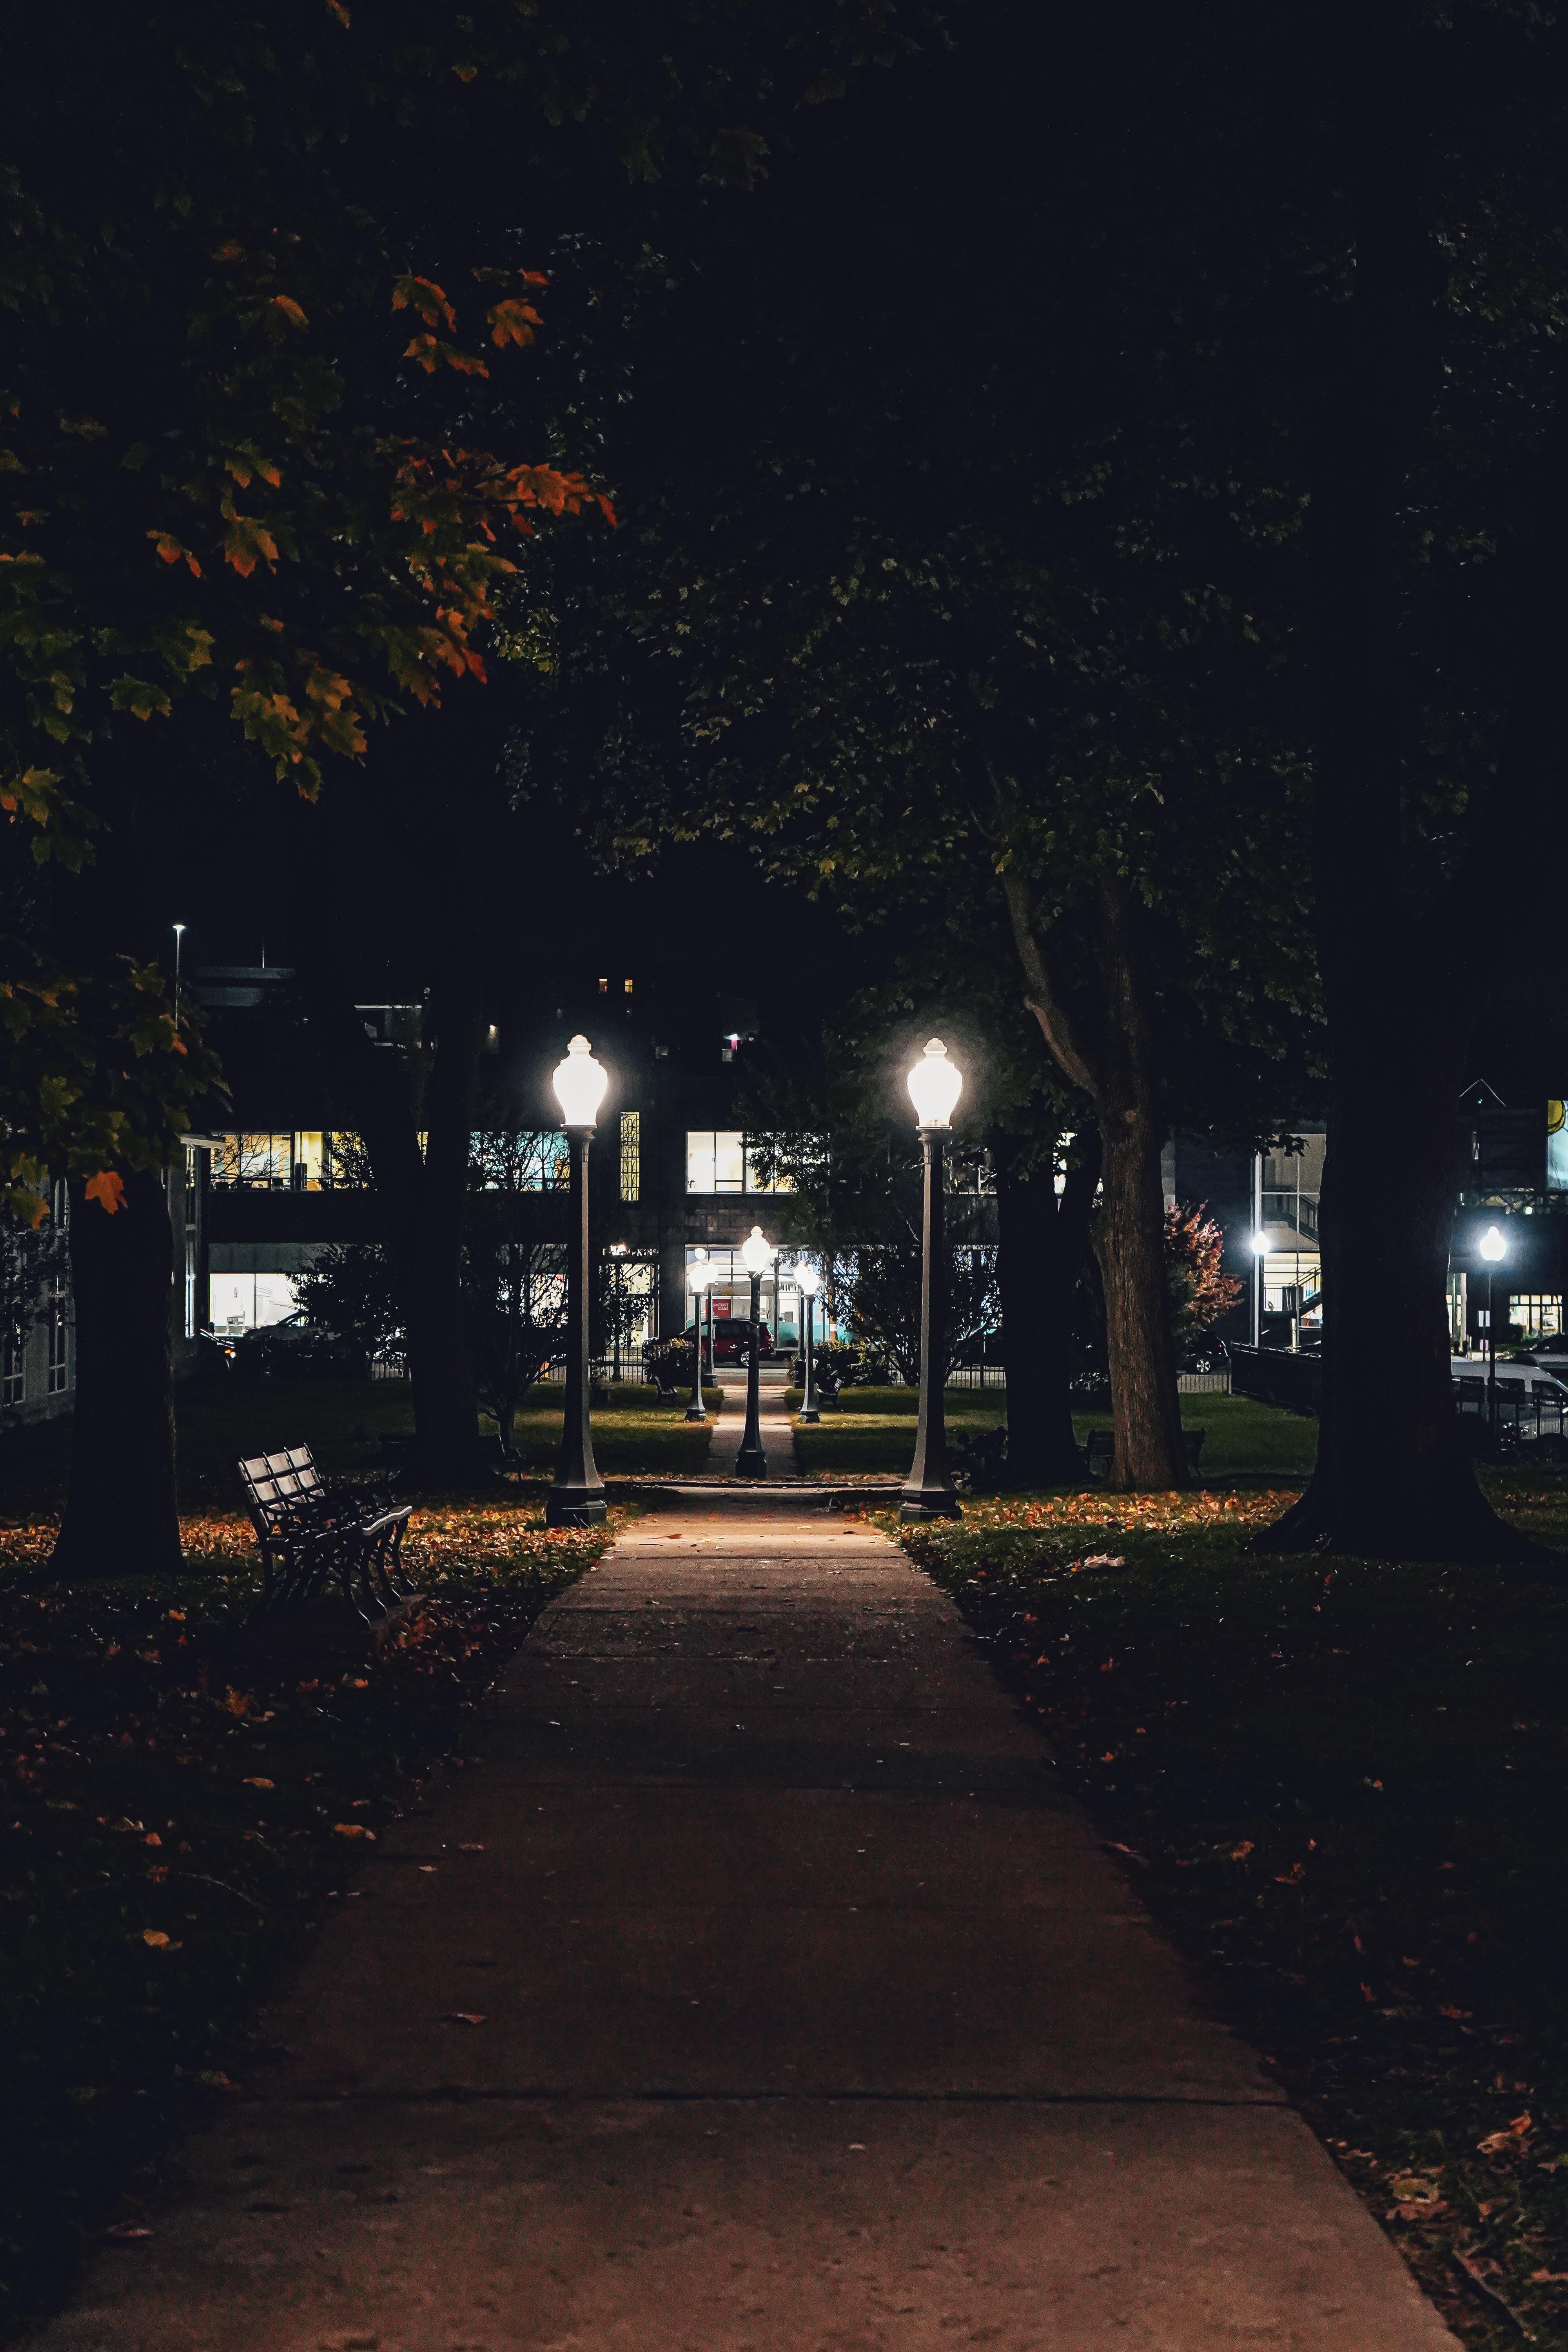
xmin=238 ymin=1445 xmax=325 ymax=1535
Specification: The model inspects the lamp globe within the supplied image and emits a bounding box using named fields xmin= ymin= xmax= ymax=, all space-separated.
xmin=552 ymin=1034 xmax=608 ymax=1130
xmin=907 ymin=1038 xmax=963 ymax=1131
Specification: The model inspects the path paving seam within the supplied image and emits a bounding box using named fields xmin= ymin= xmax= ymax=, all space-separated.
xmin=35 ymin=1503 xmax=1459 ymax=2351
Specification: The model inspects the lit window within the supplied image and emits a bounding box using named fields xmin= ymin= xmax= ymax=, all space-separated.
xmin=471 ymin=1132 xmax=572 ymax=1191
xmin=1510 ymin=1294 xmax=1563 ymax=1337
xmin=624 ymin=977 xmax=634 ymax=995
xmin=598 ymin=976 xmax=609 ymax=994
xmin=620 ymin=1111 xmax=641 ymax=1203
xmin=46 ymin=1297 xmax=68 ymax=1394
xmin=2 ymin=1332 xmax=23 ymax=1411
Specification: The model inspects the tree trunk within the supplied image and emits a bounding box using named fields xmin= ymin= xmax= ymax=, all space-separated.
xmin=1002 ymin=869 xmax=1190 ymax=1489
xmin=1258 ymin=29 xmax=1559 ymax=1560
xmin=51 ymin=1170 xmax=183 ymax=1577
xmin=405 ymin=976 xmax=486 ymax=1486
xmin=994 ymin=1129 xmax=1095 ymax=1488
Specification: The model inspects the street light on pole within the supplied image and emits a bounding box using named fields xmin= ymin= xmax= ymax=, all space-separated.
xmin=546 ymin=1035 xmax=609 ymax=1527
xmin=686 ymin=1256 xmax=712 ymax=1423
xmin=1479 ymin=1222 xmax=1507 ymax=1447
xmin=172 ymin=924 xmax=186 ymax=1031
xmin=735 ymin=1223 xmax=775 ymax=1478
xmin=902 ymin=1038 xmax=963 ymax=1523
xmin=797 ymin=1259 xmax=821 ymax=1425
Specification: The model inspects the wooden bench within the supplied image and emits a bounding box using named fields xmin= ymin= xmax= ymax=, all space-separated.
xmin=238 ymin=1445 xmax=413 ymax=1623
xmin=1085 ymin=1428 xmax=1206 ymax=1479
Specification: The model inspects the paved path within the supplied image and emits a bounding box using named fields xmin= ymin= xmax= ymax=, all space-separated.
xmin=701 ymin=1365 xmax=799 ymax=1480
xmin=42 ymin=1506 xmax=1455 ymax=2350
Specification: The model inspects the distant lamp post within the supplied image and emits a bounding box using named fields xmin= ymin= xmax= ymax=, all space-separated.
xmin=546 ymin=1036 xmax=609 ymax=1527
xmin=735 ymin=1223 xmax=775 ymax=1478
xmin=686 ymin=1257 xmax=712 ymax=1423
xmin=172 ymin=923 xmax=186 ymax=1031
xmin=902 ymin=1039 xmax=963 ymax=1523
xmin=797 ymin=1259 xmax=821 ymax=1425
xmin=1479 ymin=1222 xmax=1508 ymax=1445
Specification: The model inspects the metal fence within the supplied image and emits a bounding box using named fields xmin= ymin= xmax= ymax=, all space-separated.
xmin=1453 ymin=1376 xmax=1568 ymax=1448
xmin=1177 ymin=1369 xmax=1232 ymax=1394
xmin=1230 ymin=1343 xmax=1320 ymax=1414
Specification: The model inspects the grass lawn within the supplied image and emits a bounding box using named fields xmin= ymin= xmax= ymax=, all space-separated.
xmin=903 ymin=1478 xmax=1568 ymax=2350
xmin=499 ymin=1382 xmax=722 ymax=1478
xmin=0 ymin=1502 xmax=610 ymax=2336
xmin=793 ymin=1389 xmax=1318 ymax=1484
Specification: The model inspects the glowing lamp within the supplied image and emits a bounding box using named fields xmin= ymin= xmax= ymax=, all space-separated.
xmin=907 ymin=1038 xmax=962 ymax=1131
xmin=1479 ymin=1225 xmax=1507 ymax=1263
xmin=1250 ymin=1230 xmax=1269 ymax=1256
xmin=741 ymin=1225 xmax=775 ymax=1276
xmin=690 ymin=1258 xmax=712 ymax=1294
xmin=796 ymin=1261 xmax=820 ymax=1296
xmin=552 ymin=1034 xmax=608 ymax=1130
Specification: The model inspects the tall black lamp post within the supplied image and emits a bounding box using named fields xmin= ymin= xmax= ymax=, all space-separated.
xmin=797 ymin=1259 xmax=820 ymax=1424
xmin=686 ymin=1255 xmax=711 ymax=1423
xmin=1479 ymin=1221 xmax=1507 ymax=1447
xmin=546 ymin=1035 xmax=609 ymax=1527
xmin=902 ymin=1038 xmax=963 ymax=1523
xmin=735 ymin=1223 xmax=774 ymax=1478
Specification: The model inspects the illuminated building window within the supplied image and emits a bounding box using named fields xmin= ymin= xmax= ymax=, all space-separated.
xmin=685 ymin=1132 xmax=794 ymax=1194
xmin=46 ymin=1297 xmax=68 ymax=1394
xmin=620 ymin=1111 xmax=641 ymax=1202
xmin=624 ymin=977 xmax=634 ymax=995
xmin=1510 ymin=1294 xmax=1563 ymax=1337
xmin=2 ymin=1333 xmax=23 ymax=1410
xmin=598 ymin=976 xmax=609 ymax=994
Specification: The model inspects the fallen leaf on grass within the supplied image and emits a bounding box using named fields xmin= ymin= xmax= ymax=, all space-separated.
xmin=1477 ymin=2113 xmax=1533 ymax=2155
xmin=141 ymin=1930 xmax=180 ymax=1949
xmin=333 ymin=1824 xmax=376 ymax=1840
xmin=1531 ymin=2269 xmax=1568 ymax=2283
xmin=457 ymin=1842 xmax=485 ymax=1852
xmin=444 ymin=2012 xmax=486 ymax=2027
xmin=1229 ymin=1841 xmax=1254 ymax=1862
xmin=244 ymin=1778 xmax=274 ymax=1789
xmin=196 ymin=2071 xmax=239 ymax=2092
xmin=103 ymin=2223 xmax=154 ymax=2243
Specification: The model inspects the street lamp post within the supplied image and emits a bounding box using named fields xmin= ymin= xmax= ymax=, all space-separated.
xmin=1479 ymin=1222 xmax=1507 ymax=1448
xmin=172 ymin=923 xmax=186 ymax=1032
xmin=902 ymin=1039 xmax=963 ymax=1523
xmin=609 ymin=1242 xmax=626 ymax=1381
xmin=735 ymin=1224 xmax=775 ymax=1478
xmin=546 ymin=1036 xmax=609 ymax=1528
xmin=686 ymin=1257 xmax=711 ymax=1422
xmin=797 ymin=1259 xmax=821 ymax=1424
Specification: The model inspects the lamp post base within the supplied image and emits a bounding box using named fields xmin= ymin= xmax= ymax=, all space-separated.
xmin=900 ymin=1481 xmax=960 ymax=1523
xmin=735 ymin=1445 xmax=768 ymax=1478
xmin=798 ymin=1405 xmax=820 ymax=1425
xmin=684 ymin=1405 xmax=708 ymax=1424
xmin=545 ymin=1486 xmax=608 ymax=1527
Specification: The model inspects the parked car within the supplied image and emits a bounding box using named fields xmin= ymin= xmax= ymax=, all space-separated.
xmin=686 ymin=1318 xmax=776 ymax=1365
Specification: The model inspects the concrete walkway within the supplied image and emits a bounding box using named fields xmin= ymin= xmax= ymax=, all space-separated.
xmin=701 ymin=1364 xmax=799 ymax=1480
xmin=41 ymin=1505 xmax=1455 ymax=2350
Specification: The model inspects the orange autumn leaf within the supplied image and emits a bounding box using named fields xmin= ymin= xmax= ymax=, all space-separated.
xmin=148 ymin=531 xmax=201 ymax=577
xmin=83 ymin=1169 xmax=124 ymax=1214
xmin=271 ymin=296 xmax=308 ymax=331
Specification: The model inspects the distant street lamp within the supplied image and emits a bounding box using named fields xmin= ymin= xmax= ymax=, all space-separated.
xmin=735 ymin=1223 xmax=775 ymax=1478
xmin=1479 ymin=1222 xmax=1507 ymax=1445
xmin=546 ymin=1036 xmax=609 ymax=1527
xmin=902 ymin=1039 xmax=963 ymax=1523
xmin=687 ymin=1256 xmax=712 ymax=1423
xmin=797 ymin=1259 xmax=821 ymax=1425
xmin=172 ymin=923 xmax=186 ymax=1031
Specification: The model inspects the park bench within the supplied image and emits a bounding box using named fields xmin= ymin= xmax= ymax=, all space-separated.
xmin=1084 ymin=1428 xmax=1205 ymax=1481
xmin=237 ymin=1445 xmax=414 ymax=1623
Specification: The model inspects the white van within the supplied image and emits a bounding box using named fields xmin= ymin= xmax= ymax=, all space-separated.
xmin=1452 ymin=1356 xmax=1568 ymax=1412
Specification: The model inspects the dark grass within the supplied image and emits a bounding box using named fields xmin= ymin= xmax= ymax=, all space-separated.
xmin=795 ymin=1390 xmax=1318 ymax=1483
xmin=904 ymin=1477 xmax=1568 ymax=2350
xmin=0 ymin=1504 xmax=608 ymax=2337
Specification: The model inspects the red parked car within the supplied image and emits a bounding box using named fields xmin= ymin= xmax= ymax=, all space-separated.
xmin=685 ymin=1318 xmax=776 ymax=1365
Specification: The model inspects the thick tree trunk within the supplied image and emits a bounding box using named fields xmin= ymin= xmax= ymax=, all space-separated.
xmin=1259 ymin=29 xmax=1559 ymax=1560
xmin=994 ymin=1130 xmax=1095 ymax=1488
xmin=1263 ymin=1032 xmax=1515 ymax=1555
xmin=51 ymin=1170 xmax=183 ymax=1577
xmin=1093 ymin=1097 xmax=1188 ymax=1490
xmin=1002 ymin=869 xmax=1190 ymax=1489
